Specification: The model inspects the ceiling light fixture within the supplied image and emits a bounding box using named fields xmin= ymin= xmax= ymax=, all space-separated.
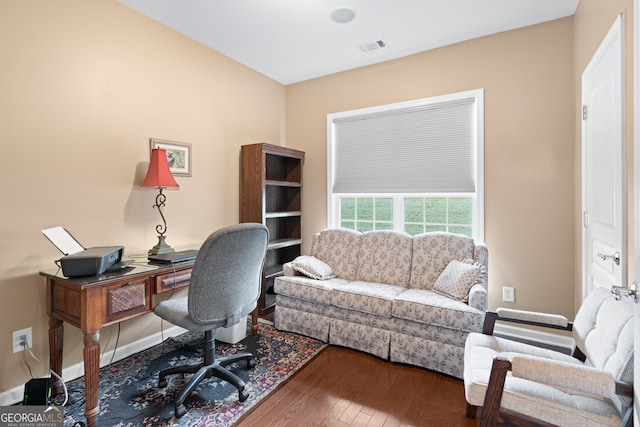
xmin=330 ymin=8 xmax=356 ymax=24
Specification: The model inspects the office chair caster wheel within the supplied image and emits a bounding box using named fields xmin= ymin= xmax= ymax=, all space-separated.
xmin=175 ymin=404 xmax=186 ymax=418
xmin=158 ymin=378 xmax=167 ymax=388
xmin=239 ymin=389 xmax=249 ymax=402
xmin=247 ymin=358 xmax=256 ymax=369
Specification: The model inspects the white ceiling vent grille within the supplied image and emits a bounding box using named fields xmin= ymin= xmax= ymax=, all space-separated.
xmin=359 ymin=39 xmax=387 ymax=53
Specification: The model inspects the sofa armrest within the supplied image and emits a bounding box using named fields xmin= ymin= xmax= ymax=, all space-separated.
xmin=282 ymin=261 xmax=302 ymax=277
xmin=473 ymin=243 xmax=488 ymax=271
xmin=482 ymin=308 xmax=573 ymax=335
xmin=282 ymin=256 xmax=336 ymax=280
xmin=468 ymin=283 xmax=488 ymax=311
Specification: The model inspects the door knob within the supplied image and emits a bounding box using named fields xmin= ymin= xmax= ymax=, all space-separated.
xmin=598 ymin=251 xmax=620 ymax=265
xmin=611 ymin=282 xmax=638 ymax=303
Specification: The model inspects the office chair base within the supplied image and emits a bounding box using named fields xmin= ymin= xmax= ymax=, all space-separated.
xmin=175 ymin=403 xmax=187 ymax=418
xmin=158 ymin=330 xmax=255 ymax=418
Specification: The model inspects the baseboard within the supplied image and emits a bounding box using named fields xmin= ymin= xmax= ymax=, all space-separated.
xmin=494 ymin=323 xmax=574 ymax=350
xmin=0 ymin=325 xmax=187 ymax=406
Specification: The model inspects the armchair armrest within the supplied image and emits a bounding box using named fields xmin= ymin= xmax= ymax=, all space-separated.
xmin=481 ymin=356 xmax=632 ymax=427
xmin=509 ymin=354 xmax=616 ymax=399
xmin=482 ymin=308 xmax=573 ymax=335
xmin=616 ymin=381 xmax=634 ymax=398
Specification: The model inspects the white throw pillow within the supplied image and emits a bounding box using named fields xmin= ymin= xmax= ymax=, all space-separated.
xmin=290 ymin=255 xmax=335 ymax=280
xmin=433 ymin=259 xmax=485 ymax=302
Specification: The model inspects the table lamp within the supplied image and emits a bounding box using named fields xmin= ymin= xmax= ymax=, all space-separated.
xmin=141 ymin=148 xmax=179 ymax=256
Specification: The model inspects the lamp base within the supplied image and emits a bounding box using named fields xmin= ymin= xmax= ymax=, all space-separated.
xmin=148 ymin=235 xmax=175 ymax=256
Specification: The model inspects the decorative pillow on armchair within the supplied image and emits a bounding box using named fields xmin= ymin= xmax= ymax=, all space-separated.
xmin=433 ymin=259 xmax=485 ymax=302
xmin=290 ymin=255 xmax=336 ymax=280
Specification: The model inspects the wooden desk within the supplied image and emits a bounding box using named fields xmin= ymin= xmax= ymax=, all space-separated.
xmin=42 ymin=260 xmax=261 ymax=427
xmin=41 ymin=261 xmax=194 ymax=426
xmin=41 ymin=258 xmax=261 ymax=427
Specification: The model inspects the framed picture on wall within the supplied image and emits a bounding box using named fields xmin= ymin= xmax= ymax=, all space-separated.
xmin=150 ymin=138 xmax=192 ymax=177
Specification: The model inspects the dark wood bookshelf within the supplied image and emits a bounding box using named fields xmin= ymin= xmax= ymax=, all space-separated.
xmin=240 ymin=143 xmax=305 ymax=317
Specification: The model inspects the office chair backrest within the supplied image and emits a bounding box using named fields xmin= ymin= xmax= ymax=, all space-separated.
xmin=188 ymin=223 xmax=268 ymax=328
xmin=572 ymin=287 xmax=634 ymax=384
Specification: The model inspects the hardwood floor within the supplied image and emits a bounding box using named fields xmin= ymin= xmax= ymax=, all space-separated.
xmin=237 ymin=345 xmax=480 ymax=427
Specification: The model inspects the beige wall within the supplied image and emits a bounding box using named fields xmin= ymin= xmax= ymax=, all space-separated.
xmin=0 ymin=0 xmax=286 ymax=395
xmin=287 ymin=18 xmax=576 ymax=317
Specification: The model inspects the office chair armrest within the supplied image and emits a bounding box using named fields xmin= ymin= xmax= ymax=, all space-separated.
xmin=482 ymin=309 xmax=573 ymax=335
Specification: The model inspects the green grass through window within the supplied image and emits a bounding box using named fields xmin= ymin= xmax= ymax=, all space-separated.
xmin=339 ymin=196 xmax=472 ymax=237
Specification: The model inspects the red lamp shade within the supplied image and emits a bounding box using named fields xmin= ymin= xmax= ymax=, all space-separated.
xmin=141 ymin=148 xmax=179 ymax=189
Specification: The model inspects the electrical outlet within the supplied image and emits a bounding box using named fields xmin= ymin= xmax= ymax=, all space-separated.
xmin=13 ymin=327 xmax=32 ymax=353
xmin=502 ymin=286 xmax=515 ymax=303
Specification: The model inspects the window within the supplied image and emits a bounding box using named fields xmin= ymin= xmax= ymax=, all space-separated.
xmin=404 ymin=195 xmax=473 ymax=236
xmin=328 ymin=90 xmax=484 ymax=241
xmin=340 ymin=196 xmax=394 ymax=232
xmin=337 ymin=195 xmax=474 ymax=237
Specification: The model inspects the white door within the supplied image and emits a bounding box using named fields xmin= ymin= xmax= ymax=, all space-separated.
xmin=582 ymin=14 xmax=626 ymax=299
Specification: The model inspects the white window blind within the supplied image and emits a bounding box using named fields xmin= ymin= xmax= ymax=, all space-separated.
xmin=331 ymin=96 xmax=477 ymax=193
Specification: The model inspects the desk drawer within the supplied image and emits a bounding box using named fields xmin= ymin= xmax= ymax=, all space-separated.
xmin=104 ymin=278 xmax=151 ymax=323
xmin=154 ymin=268 xmax=192 ymax=293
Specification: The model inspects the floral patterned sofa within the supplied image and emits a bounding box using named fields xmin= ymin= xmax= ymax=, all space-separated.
xmin=273 ymin=228 xmax=488 ymax=378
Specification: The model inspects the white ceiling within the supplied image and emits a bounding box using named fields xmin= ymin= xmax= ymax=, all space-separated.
xmin=119 ymin=0 xmax=579 ymax=85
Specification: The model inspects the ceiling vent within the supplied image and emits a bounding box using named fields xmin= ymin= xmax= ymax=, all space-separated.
xmin=359 ymin=39 xmax=388 ymax=53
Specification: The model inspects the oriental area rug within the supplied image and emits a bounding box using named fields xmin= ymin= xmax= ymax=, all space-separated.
xmin=57 ymin=323 xmax=326 ymax=426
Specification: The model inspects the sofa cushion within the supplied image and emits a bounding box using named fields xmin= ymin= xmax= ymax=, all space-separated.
xmin=392 ymin=288 xmax=484 ymax=332
xmin=432 ymin=259 xmax=486 ymax=302
xmin=310 ymin=228 xmax=362 ymax=280
xmin=274 ymin=275 xmax=348 ymax=305
xmin=356 ymin=230 xmax=413 ymax=287
xmin=410 ymin=232 xmax=476 ymax=290
xmin=290 ymin=255 xmax=335 ymax=280
xmin=332 ymin=281 xmax=406 ymax=317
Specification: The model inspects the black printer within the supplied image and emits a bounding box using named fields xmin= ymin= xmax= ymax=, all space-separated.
xmin=60 ymin=246 xmax=124 ymax=277
xmin=42 ymin=226 xmax=132 ymax=277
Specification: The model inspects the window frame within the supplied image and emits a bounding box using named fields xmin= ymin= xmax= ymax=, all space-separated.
xmin=327 ymin=89 xmax=484 ymax=242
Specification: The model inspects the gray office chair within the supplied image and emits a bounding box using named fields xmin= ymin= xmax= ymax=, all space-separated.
xmin=154 ymin=223 xmax=268 ymax=418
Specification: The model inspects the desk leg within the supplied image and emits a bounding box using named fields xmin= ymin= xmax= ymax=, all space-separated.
xmin=48 ymin=317 xmax=64 ymax=396
xmin=83 ymin=331 xmax=100 ymax=427
xmin=251 ymin=307 xmax=258 ymax=336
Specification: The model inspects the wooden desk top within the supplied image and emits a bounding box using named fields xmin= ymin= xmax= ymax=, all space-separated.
xmin=39 ymin=259 xmax=195 ymax=287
